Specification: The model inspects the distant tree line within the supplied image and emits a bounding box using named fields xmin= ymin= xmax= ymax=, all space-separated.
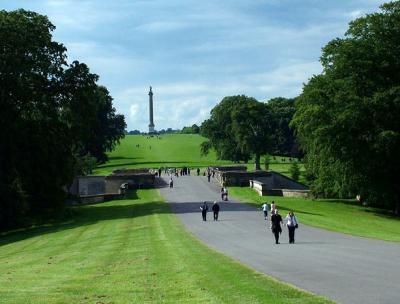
xmin=126 ymin=128 xmax=180 ymax=135
xmin=181 ymin=124 xmax=200 ymax=134
xmin=0 ymin=10 xmax=126 ymax=230
xmin=200 ymin=2 xmax=399 ymax=214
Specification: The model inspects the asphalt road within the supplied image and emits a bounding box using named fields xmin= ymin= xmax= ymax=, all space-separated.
xmin=158 ymin=174 xmax=400 ymax=304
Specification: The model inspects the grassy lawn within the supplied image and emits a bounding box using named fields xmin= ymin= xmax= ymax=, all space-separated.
xmin=230 ymin=187 xmax=400 ymax=242
xmin=94 ymin=134 xmax=305 ymax=180
xmin=0 ymin=189 xmax=332 ymax=303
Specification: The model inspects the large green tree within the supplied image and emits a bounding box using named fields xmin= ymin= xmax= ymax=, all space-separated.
xmin=0 ymin=9 xmax=125 ymax=229
xmin=266 ymin=97 xmax=301 ymax=157
xmin=201 ymin=95 xmax=273 ymax=170
xmin=291 ymin=2 xmax=400 ymax=213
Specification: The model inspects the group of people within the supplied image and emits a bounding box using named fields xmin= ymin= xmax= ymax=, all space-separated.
xmin=261 ymin=201 xmax=299 ymax=244
xmin=200 ymin=201 xmax=220 ymax=221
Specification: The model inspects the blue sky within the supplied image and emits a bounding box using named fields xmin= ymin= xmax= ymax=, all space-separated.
xmin=1 ymin=0 xmax=385 ymax=131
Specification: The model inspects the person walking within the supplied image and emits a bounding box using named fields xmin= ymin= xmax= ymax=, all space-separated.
xmin=261 ymin=202 xmax=269 ymax=220
xmin=271 ymin=209 xmax=283 ymax=244
xmin=200 ymin=201 xmax=208 ymax=221
xmin=197 ymin=168 xmax=200 ymax=176
xmin=223 ymin=187 xmax=228 ymax=201
xmin=207 ymin=171 xmax=211 ymax=182
xmin=169 ymin=177 xmax=173 ymax=188
xmin=285 ymin=211 xmax=298 ymax=244
xmin=270 ymin=201 xmax=276 ymax=215
xmin=212 ymin=201 xmax=220 ymax=221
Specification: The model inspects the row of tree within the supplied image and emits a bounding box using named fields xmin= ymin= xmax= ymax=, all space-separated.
xmin=0 ymin=10 xmax=126 ymax=229
xmin=200 ymin=2 xmax=399 ymax=214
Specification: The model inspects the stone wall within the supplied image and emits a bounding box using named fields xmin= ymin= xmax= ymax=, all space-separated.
xmin=69 ymin=176 xmax=106 ymax=196
xmin=105 ymin=174 xmax=155 ymax=193
xmin=250 ymin=171 xmax=309 ymax=197
xmin=210 ymin=165 xmax=247 ymax=172
xmin=216 ymin=170 xmax=269 ymax=186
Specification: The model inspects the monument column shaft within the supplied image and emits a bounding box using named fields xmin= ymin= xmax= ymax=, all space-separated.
xmin=149 ymin=93 xmax=154 ymax=125
xmin=148 ymin=86 xmax=155 ymax=133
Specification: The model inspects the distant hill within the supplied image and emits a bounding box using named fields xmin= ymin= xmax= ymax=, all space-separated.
xmin=94 ymin=134 xmax=304 ymax=180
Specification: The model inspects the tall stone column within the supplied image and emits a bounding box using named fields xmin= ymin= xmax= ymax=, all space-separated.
xmin=148 ymin=86 xmax=155 ymax=133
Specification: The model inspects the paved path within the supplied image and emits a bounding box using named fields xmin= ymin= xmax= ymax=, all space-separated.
xmin=158 ymin=175 xmax=400 ymax=304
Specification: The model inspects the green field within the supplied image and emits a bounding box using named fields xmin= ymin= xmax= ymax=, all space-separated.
xmin=94 ymin=134 xmax=304 ymax=178
xmin=0 ymin=190 xmax=332 ymax=303
xmin=230 ymin=188 xmax=400 ymax=242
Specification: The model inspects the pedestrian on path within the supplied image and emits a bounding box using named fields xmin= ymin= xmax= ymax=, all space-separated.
xmin=212 ymin=201 xmax=220 ymax=221
xmin=200 ymin=201 xmax=208 ymax=221
xmin=261 ymin=202 xmax=269 ymax=220
xmin=271 ymin=209 xmax=283 ymax=244
xmin=169 ymin=177 xmax=173 ymax=188
xmin=197 ymin=168 xmax=200 ymax=176
xmin=270 ymin=201 xmax=276 ymax=215
xmin=223 ymin=187 xmax=228 ymax=201
xmin=285 ymin=211 xmax=298 ymax=244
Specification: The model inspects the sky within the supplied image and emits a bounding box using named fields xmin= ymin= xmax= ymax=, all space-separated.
xmin=1 ymin=0 xmax=386 ymax=131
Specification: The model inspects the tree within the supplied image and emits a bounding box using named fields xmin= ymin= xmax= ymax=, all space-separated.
xmin=266 ymin=97 xmax=302 ymax=157
xmin=201 ymin=95 xmax=274 ymax=170
xmin=291 ymin=2 xmax=400 ymax=213
xmin=181 ymin=124 xmax=200 ymax=134
xmin=289 ymin=161 xmax=300 ymax=181
xmin=0 ymin=9 xmax=125 ymax=229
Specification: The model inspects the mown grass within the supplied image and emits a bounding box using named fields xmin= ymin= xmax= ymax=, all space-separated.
xmin=0 ymin=189 xmax=332 ymax=303
xmin=230 ymin=187 xmax=400 ymax=242
xmin=94 ymin=134 xmax=305 ymax=179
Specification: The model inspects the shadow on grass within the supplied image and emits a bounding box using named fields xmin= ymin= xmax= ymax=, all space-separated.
xmin=277 ymin=206 xmax=323 ymax=216
xmin=107 ymin=156 xmax=142 ymax=161
xmin=0 ymin=190 xmax=169 ymax=248
xmin=96 ymin=160 xmax=199 ymax=170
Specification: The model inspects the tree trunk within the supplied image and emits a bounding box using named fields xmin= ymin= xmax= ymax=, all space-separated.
xmin=254 ymin=153 xmax=261 ymax=171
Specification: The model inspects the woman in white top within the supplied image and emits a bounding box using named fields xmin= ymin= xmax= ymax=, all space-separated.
xmin=285 ymin=211 xmax=298 ymax=244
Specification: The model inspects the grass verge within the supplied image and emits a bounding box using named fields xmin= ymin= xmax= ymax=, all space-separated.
xmin=230 ymin=187 xmax=400 ymax=242
xmin=0 ymin=189 xmax=332 ymax=303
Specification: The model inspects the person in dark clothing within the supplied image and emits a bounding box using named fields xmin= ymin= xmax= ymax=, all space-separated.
xmin=169 ymin=177 xmax=173 ymax=188
xmin=271 ymin=209 xmax=283 ymax=244
xmin=200 ymin=201 xmax=208 ymax=221
xmin=212 ymin=201 xmax=220 ymax=221
xmin=197 ymin=168 xmax=200 ymax=176
xmin=207 ymin=171 xmax=211 ymax=182
xmin=158 ymin=168 xmax=162 ymax=177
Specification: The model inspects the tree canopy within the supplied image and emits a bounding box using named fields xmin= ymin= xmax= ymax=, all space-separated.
xmin=201 ymin=95 xmax=273 ymax=170
xmin=291 ymin=2 xmax=400 ymax=213
xmin=266 ymin=97 xmax=302 ymax=157
xmin=0 ymin=9 xmax=126 ymax=229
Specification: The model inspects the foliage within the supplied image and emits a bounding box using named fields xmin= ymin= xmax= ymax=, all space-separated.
xmin=289 ymin=161 xmax=300 ymax=181
xmin=291 ymin=2 xmax=400 ymax=213
xmin=264 ymin=154 xmax=271 ymax=171
xmin=0 ymin=9 xmax=125 ymax=229
xmin=266 ymin=97 xmax=302 ymax=157
xmin=201 ymin=95 xmax=274 ymax=170
xmin=181 ymin=123 xmax=200 ymax=134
